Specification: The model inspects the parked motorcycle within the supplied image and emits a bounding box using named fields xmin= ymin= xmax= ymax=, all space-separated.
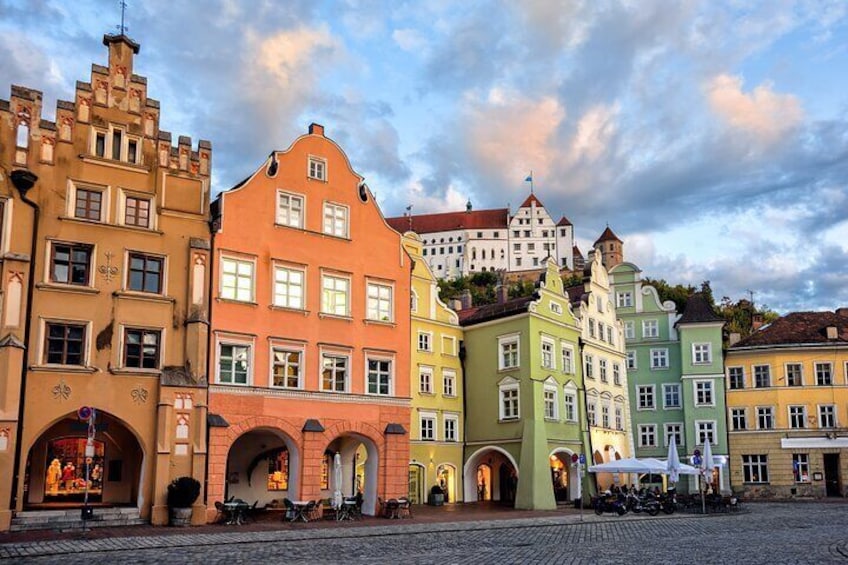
xmin=625 ymin=492 xmax=660 ymax=516
xmin=658 ymin=491 xmax=677 ymax=514
xmin=594 ymin=494 xmax=628 ymax=516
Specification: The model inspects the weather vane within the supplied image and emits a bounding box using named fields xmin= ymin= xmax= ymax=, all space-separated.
xmin=116 ymin=0 xmax=129 ymax=35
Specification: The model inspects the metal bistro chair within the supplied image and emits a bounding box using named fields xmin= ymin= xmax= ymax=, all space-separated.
xmin=384 ymin=498 xmax=400 ymax=519
xmin=214 ymin=500 xmax=227 ymax=524
xmin=283 ymin=498 xmax=295 ymax=522
xmin=302 ymin=501 xmax=316 ymax=522
xmin=396 ymin=497 xmax=412 ymax=519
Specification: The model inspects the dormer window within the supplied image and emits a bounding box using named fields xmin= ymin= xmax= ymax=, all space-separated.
xmin=308 ymin=156 xmax=326 ymax=181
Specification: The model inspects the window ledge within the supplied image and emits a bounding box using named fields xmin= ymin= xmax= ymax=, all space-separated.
xmin=364 ymin=319 xmax=396 ymax=327
xmin=269 ymin=305 xmax=310 ymax=316
xmin=216 ymin=298 xmax=259 ymax=307
xmin=499 ymin=417 xmax=520 ymax=423
xmin=31 ymin=364 xmax=97 ymax=374
xmin=110 ymin=367 xmax=161 ymax=377
xmin=80 ymin=154 xmax=149 ymax=173
xmin=651 ymin=367 xmax=670 ymax=371
xmin=318 ymin=313 xmax=353 ymax=322
xmin=36 ymin=282 xmax=99 ymax=295
xmin=544 ymin=417 xmax=559 ymax=423
xmin=59 ymin=216 xmax=163 ymax=235
xmin=417 ymin=349 xmax=433 ymax=354
xmin=113 ymin=290 xmax=174 ymax=304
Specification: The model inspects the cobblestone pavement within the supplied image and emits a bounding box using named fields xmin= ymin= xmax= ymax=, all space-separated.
xmin=2 ymin=503 xmax=847 ymax=564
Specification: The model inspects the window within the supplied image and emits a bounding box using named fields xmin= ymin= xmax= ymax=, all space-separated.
xmin=550 ymin=301 xmax=562 ymax=314
xmin=663 ymin=383 xmax=681 ymax=408
xmin=92 ymin=127 xmax=140 ymax=163
xmin=615 ymin=405 xmax=623 ymax=430
xmin=323 ymin=202 xmax=348 ymax=237
xmin=418 ymin=332 xmax=432 ymax=352
xmin=124 ymin=196 xmax=151 ymax=228
xmin=584 ymin=354 xmax=594 ymax=379
xmin=617 ymin=292 xmax=633 ymax=308
xmin=523 ymin=230 xmax=530 ymax=237
xmin=94 ymin=131 xmax=105 ymax=157
xmin=540 ymin=339 xmax=555 ymax=369
xmin=499 ymin=336 xmax=519 ymax=370
xmin=273 ymin=266 xmax=304 ymax=309
xmin=0 ymin=199 xmax=5 ymax=250
xmin=793 ymin=454 xmax=810 ymax=483
xmin=366 ymin=282 xmax=393 ymax=321
xmin=513 ymin=230 xmax=519 ymax=238
xmin=599 ymin=359 xmax=608 ymax=382
xmin=543 ymin=386 xmax=558 ymax=420
xmin=606 ymin=326 xmax=614 ymax=345
xmin=692 ymin=343 xmax=712 ymax=364
xmin=638 ymin=385 xmax=654 ymax=410
xmin=731 ymin=408 xmax=747 ymax=431
xmin=561 ymin=345 xmax=574 ymax=373
xmin=786 ymin=363 xmax=803 ymax=387
xmin=321 ymin=354 xmax=348 ymax=392
xmin=638 ymin=425 xmax=657 ymax=447
xmin=308 ymin=156 xmax=326 ymax=181
xmin=697 ymin=420 xmax=715 ymax=444
xmin=757 ymin=407 xmax=774 ymax=430
xmin=601 ymin=403 xmax=610 ymax=428
xmin=128 ymin=253 xmax=164 ymax=294
xmin=112 ymin=128 xmax=123 ymax=160
xmin=367 ymin=358 xmax=392 ymax=395
xmin=123 ymin=328 xmax=160 ymax=369
xmin=44 ymin=322 xmax=86 ymax=365
xmin=527 ymin=243 xmax=535 ymax=252
xmin=819 ymin=405 xmax=836 ymax=428
xmin=221 ymin=257 xmax=254 ymax=302
xmin=695 ymin=380 xmax=714 ymax=406
xmin=815 ymin=362 xmax=833 ymax=386
xmin=419 ymin=368 xmax=433 ymax=394
xmin=742 ymin=454 xmax=769 ymax=483
xmin=650 ymin=348 xmax=668 ymax=369
xmin=499 ymin=383 xmax=519 ymax=420
xmin=276 ymin=192 xmax=304 ymax=228
xmin=218 ymin=343 xmax=250 ymax=384
xmin=626 ymin=351 xmax=637 ymax=370
xmin=598 ymin=322 xmax=605 ymax=341
xmin=665 ymin=423 xmax=683 ymax=446
xmin=587 ymin=401 xmax=596 ymax=426
xmin=612 ymin=363 xmax=621 ymax=385
xmin=420 ymin=414 xmax=436 ymax=441
xmin=74 ymin=188 xmax=103 ymax=221
xmin=728 ymin=367 xmax=745 ymax=389
xmin=588 ymin=319 xmax=596 ymax=339
xmin=564 ymin=391 xmax=577 ymax=422
xmin=789 ymin=405 xmax=806 ymax=429
xmin=443 ymin=370 xmax=456 ymax=397
xmin=444 ymin=415 xmax=458 ymax=442
xmin=643 ymin=320 xmax=659 ymax=338
xmin=754 ymin=365 xmax=771 ymax=388
xmin=624 ymin=321 xmax=635 ymax=339
xmin=272 ymin=348 xmax=301 ymax=388
xmin=321 ymin=274 xmax=349 ymax=316
xmin=410 ymin=290 xmax=418 ymax=312
xmin=50 ymin=243 xmax=92 ymax=286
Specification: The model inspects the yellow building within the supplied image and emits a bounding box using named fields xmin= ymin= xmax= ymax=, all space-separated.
xmin=726 ymin=309 xmax=848 ymax=499
xmin=402 ymin=233 xmax=464 ymax=504
xmin=0 ymin=34 xmax=211 ymax=530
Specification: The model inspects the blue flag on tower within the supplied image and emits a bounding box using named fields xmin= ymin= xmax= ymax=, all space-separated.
xmin=525 ymin=174 xmax=532 ymax=182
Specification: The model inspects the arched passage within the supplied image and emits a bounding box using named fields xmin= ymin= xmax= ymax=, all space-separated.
xmin=324 ymin=433 xmax=379 ymax=515
xmin=225 ymin=428 xmax=301 ymax=505
xmin=463 ymin=446 xmax=519 ymax=505
xmin=436 ymin=463 xmax=457 ymax=503
xmin=549 ymin=448 xmax=580 ymax=503
xmin=408 ymin=462 xmax=426 ymax=505
xmin=24 ymin=409 xmax=144 ymax=509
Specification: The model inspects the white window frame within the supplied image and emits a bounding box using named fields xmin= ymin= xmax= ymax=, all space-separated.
xmin=587 ymin=399 xmax=597 ymax=426
xmin=564 ymin=387 xmax=578 ymax=422
xmin=419 ymin=366 xmax=433 ymax=394
xmin=420 ymin=412 xmax=436 ymax=441
xmin=788 ymin=405 xmax=806 ymax=429
xmin=650 ymin=348 xmax=669 ymax=369
xmin=323 ymin=201 xmax=349 ymax=238
xmin=692 ymin=343 xmax=712 ymax=364
xmin=742 ymin=454 xmax=769 ymax=484
xmin=728 ymin=366 xmax=745 ymax=389
xmin=442 ymin=369 xmax=457 ymax=397
xmin=756 ymin=406 xmax=774 ymax=430
xmin=599 ymin=358 xmax=608 ymax=382
xmin=273 ymin=263 xmax=306 ymax=310
xmin=694 ymin=379 xmax=715 ymax=407
xmin=664 ymin=422 xmax=683 ymax=447
xmin=276 ymin=190 xmax=305 ymax=228
xmin=118 ymin=189 xmax=155 ymax=229
xmin=90 ymin=125 xmax=141 ymax=164
xmin=320 ymin=350 xmax=350 ymax=393
xmin=614 ymin=404 xmax=624 ymax=431
xmin=216 ymin=338 xmax=253 ymax=386
xmin=612 ymin=363 xmax=621 ymax=386
xmin=498 ymin=334 xmax=520 ymax=370
xmin=663 ymin=383 xmax=681 ymax=409
xmin=308 ymin=155 xmax=327 ymax=181
xmin=220 ymin=255 xmax=255 ymax=303
xmin=541 ymin=337 xmax=555 ymax=370
xmin=321 ymin=272 xmax=351 ymax=317
xmin=543 ymin=380 xmax=559 ymax=421
xmin=67 ymin=179 xmax=110 ymax=223
xmin=626 ymin=350 xmax=637 ymax=370
xmin=418 ymin=331 xmax=432 ymax=352
xmin=561 ymin=343 xmax=574 ymax=374
xmin=365 ymin=354 xmax=393 ymax=396
xmin=793 ymin=454 xmax=810 ymax=483
xmin=753 ymin=364 xmax=771 ymax=388
xmin=637 ymin=385 xmax=655 ymax=410
xmin=366 ymin=280 xmax=394 ymax=322
xmin=785 ymin=363 xmax=803 ymax=387
xmin=616 ymin=291 xmax=633 ymax=308
xmin=730 ymin=407 xmax=747 ymax=431
xmin=624 ymin=321 xmax=635 ymax=340
xmin=818 ymin=404 xmax=837 ymax=428
xmin=638 ymin=424 xmax=657 ymax=448
xmin=642 ymin=319 xmax=659 ymax=339
xmin=269 ymin=341 xmax=305 ymax=389
xmin=815 ymin=362 xmax=833 ymax=386
xmin=444 ymin=414 xmax=459 ymax=442
xmin=585 ymin=354 xmax=594 ymax=379
xmin=696 ymin=420 xmax=716 ymax=445
xmin=499 ymin=378 xmax=520 ymax=420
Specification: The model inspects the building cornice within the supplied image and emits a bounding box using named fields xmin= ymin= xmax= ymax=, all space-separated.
xmin=209 ymin=384 xmax=411 ymax=406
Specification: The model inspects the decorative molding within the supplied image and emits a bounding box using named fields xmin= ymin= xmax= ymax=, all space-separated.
xmin=98 ymin=251 xmax=119 ymax=282
xmin=52 ymin=379 xmax=71 ymax=401
xmin=209 ymin=384 xmax=411 ymax=407
xmin=131 ymin=386 xmax=149 ymax=404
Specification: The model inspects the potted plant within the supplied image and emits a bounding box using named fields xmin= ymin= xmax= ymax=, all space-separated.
xmin=428 ymin=484 xmax=445 ymax=506
xmin=167 ymin=476 xmax=201 ymax=526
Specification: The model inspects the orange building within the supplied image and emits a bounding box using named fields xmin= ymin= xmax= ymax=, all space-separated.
xmin=207 ymin=124 xmax=411 ymax=518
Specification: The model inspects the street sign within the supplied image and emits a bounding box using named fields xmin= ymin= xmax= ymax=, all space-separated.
xmin=77 ymin=406 xmax=93 ymax=421
xmin=578 ymin=453 xmax=586 ymax=465
xmin=693 ymin=455 xmax=702 ymax=466
xmin=571 ymin=453 xmax=579 ymax=463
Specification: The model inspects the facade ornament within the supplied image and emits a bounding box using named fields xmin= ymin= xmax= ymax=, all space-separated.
xmin=98 ymin=251 xmax=119 ymax=282
xmin=131 ymin=386 xmax=149 ymax=405
xmin=52 ymin=379 xmax=71 ymax=401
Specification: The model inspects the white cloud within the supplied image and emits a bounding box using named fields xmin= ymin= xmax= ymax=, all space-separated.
xmin=392 ymin=28 xmax=426 ymax=52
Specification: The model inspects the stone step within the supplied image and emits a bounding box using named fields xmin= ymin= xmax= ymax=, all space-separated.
xmin=10 ymin=508 xmax=144 ymax=532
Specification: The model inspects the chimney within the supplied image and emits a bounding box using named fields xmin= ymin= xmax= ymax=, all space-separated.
xmin=826 ymin=326 xmax=838 ymax=340
xmin=836 ymin=307 xmax=848 ymax=318
xmin=728 ymin=333 xmax=741 ymax=347
xmin=752 ymin=313 xmax=764 ymax=331
xmin=460 ymin=289 xmax=473 ymax=311
xmin=308 ymin=123 xmax=325 ymax=136
xmin=450 ymin=298 xmax=463 ymax=312
xmin=496 ymin=284 xmax=509 ymax=304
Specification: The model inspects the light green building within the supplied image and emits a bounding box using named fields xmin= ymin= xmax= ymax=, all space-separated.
xmin=459 ymin=259 xmax=588 ymax=509
xmin=610 ymin=263 xmax=729 ymax=493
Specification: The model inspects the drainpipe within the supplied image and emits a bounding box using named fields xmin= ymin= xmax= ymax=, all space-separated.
xmin=203 ymin=206 xmax=218 ymax=505
xmin=9 ymin=169 xmax=39 ymax=512
xmin=577 ymin=337 xmax=597 ymax=501
xmin=459 ymin=340 xmax=467 ymax=502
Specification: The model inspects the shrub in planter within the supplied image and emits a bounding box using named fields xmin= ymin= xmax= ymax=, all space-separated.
xmin=428 ymin=484 xmax=445 ymax=506
xmin=167 ymin=476 xmax=201 ymax=526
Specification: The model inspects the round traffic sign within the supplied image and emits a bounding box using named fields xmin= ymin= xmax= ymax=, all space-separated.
xmin=77 ymin=406 xmax=93 ymax=421
xmin=571 ymin=453 xmax=579 ymax=463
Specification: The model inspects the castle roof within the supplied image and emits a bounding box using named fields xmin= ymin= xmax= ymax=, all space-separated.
xmin=676 ymin=293 xmax=723 ymax=325
xmin=572 ymin=245 xmax=584 ymax=258
xmin=518 ymin=193 xmax=545 ymax=209
xmin=385 ymin=208 xmax=509 ymax=234
xmin=732 ymin=310 xmax=848 ymax=348
xmin=594 ymin=226 xmax=622 ymax=245
xmin=557 ymin=216 xmax=572 ymax=226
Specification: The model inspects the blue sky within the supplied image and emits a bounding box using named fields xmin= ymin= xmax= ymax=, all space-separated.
xmin=2 ymin=0 xmax=847 ymax=313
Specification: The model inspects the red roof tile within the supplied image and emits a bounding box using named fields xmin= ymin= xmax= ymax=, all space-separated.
xmin=732 ymin=310 xmax=848 ymax=348
xmin=593 ymin=226 xmax=622 ymax=245
xmin=518 ymin=193 xmax=545 ymax=209
xmin=385 ymin=208 xmax=509 ymax=234
xmin=557 ymin=216 xmax=572 ymax=226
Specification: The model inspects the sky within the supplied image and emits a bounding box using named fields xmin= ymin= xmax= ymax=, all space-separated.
xmin=1 ymin=0 xmax=847 ymax=314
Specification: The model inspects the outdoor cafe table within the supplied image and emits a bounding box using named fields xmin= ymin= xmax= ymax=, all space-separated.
xmin=224 ymin=500 xmax=248 ymax=525
xmin=289 ymin=500 xmax=311 ymax=522
xmin=336 ymin=499 xmax=357 ymax=521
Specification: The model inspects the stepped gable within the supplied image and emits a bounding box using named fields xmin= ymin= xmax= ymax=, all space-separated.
xmin=733 ymin=310 xmax=848 ymax=348
xmin=385 ymin=208 xmax=509 ymax=234
xmin=458 ymin=295 xmax=535 ymax=326
xmin=676 ymin=293 xmax=724 ymax=325
xmin=557 ymin=216 xmax=572 ymax=226
xmin=593 ymin=226 xmax=622 ymax=245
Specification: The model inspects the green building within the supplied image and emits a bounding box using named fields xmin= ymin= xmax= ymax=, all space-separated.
xmin=458 ymin=259 xmax=587 ymax=509
xmin=610 ymin=263 xmax=729 ymax=494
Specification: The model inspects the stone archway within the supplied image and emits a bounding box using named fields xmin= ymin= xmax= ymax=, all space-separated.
xmin=549 ymin=448 xmax=580 ymax=503
xmin=322 ymin=432 xmax=380 ymax=515
xmin=224 ymin=427 xmax=301 ymax=506
xmin=463 ymin=446 xmax=519 ymax=505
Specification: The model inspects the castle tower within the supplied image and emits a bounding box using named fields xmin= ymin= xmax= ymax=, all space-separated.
xmin=593 ymin=226 xmax=623 ymax=269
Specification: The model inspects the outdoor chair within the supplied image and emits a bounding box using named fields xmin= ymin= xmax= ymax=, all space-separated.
xmin=303 ymin=501 xmax=316 ymax=522
xmin=243 ymin=500 xmax=259 ymax=523
xmin=396 ymin=497 xmax=412 ymax=519
xmin=283 ymin=498 xmax=295 ymax=521
xmin=309 ymin=500 xmax=324 ymax=521
xmin=384 ymin=498 xmax=400 ymax=519
xmin=214 ymin=500 xmax=227 ymax=524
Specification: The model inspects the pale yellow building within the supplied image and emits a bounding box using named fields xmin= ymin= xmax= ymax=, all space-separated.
xmin=402 ymin=233 xmax=465 ymax=504
xmin=726 ymin=309 xmax=848 ymax=498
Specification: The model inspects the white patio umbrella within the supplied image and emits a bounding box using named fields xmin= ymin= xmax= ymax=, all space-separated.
xmin=699 ymin=440 xmax=715 ymax=514
xmin=333 ymin=452 xmax=343 ymax=510
xmin=666 ymin=440 xmax=681 ymax=485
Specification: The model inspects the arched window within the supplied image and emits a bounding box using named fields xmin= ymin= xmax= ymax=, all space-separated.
xmin=16 ymin=120 xmax=29 ymax=148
